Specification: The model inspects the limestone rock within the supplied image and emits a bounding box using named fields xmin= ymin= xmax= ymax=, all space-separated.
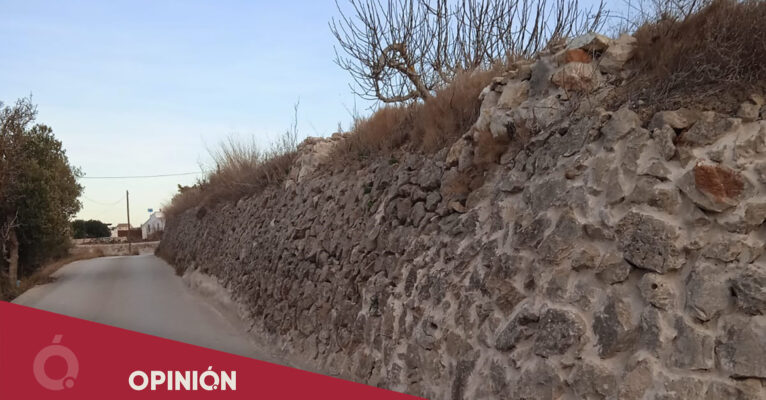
xmin=497 ymin=80 xmax=529 ymax=109
xmin=599 ymin=34 xmax=636 ymax=74
xmin=568 ymin=361 xmax=618 ymax=400
xmin=638 ymin=307 xmax=666 ymax=355
xmin=670 ymin=317 xmax=715 ymax=370
xmin=639 ymin=273 xmax=675 ymax=310
xmin=533 ymin=308 xmax=586 ymax=357
xmin=537 ymin=211 xmax=582 ymax=265
xmin=615 ymin=211 xmax=685 ymax=274
xmin=601 ymin=107 xmax=641 ymax=149
xmin=619 ymin=357 xmax=657 ymax=400
xmin=628 ymin=177 xmax=681 ymax=213
xmin=510 ymin=360 xmax=564 ymax=400
xmin=705 ymin=381 xmax=764 ymax=400
xmin=551 ymin=62 xmax=602 ymax=92
xmin=678 ymin=163 xmax=747 ymax=212
xmin=733 ymin=121 xmax=766 ymax=162
xmin=717 ymin=315 xmax=766 ymax=378
xmin=660 ymin=376 xmax=706 ymax=400
xmin=529 ymin=57 xmax=555 ymax=97
xmin=686 ymin=261 xmax=730 ymax=321
xmin=567 ymin=32 xmax=612 ymax=52
xmin=679 ymin=112 xmax=733 ymax=147
xmin=596 ymin=252 xmax=631 ymax=284
xmin=496 ymin=306 xmax=538 ymax=351
xmin=446 ymin=136 xmax=471 ymax=168
xmin=737 ymin=96 xmax=763 ymax=122
xmin=593 ymin=294 xmax=637 ymax=358
xmin=700 ymin=236 xmax=762 ymax=263
xmin=562 ymin=48 xmax=592 ymax=64
xmin=489 ymin=108 xmax=515 ymax=140
xmin=652 ymin=125 xmax=677 ymax=161
xmin=291 ymin=138 xmax=335 ymax=183
xmin=648 ymin=109 xmax=698 ymax=131
xmin=571 ymin=245 xmax=601 ymax=270
xmin=730 ymin=263 xmax=766 ymax=315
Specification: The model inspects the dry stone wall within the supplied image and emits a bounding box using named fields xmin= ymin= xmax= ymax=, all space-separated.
xmin=160 ymin=34 xmax=766 ymax=399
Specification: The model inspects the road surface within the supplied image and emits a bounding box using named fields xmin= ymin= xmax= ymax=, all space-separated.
xmin=13 ymin=254 xmax=265 ymax=359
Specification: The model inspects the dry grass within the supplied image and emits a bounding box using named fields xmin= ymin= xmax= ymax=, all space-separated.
xmin=165 ymin=106 xmax=300 ymax=219
xmin=615 ymin=0 xmax=766 ymax=113
xmin=0 ymin=248 xmax=105 ymax=301
xmin=331 ymin=105 xmax=414 ymax=162
xmin=412 ymin=68 xmax=501 ymax=152
xmin=333 ymin=68 xmax=500 ymax=162
xmin=165 ymin=139 xmax=298 ymax=219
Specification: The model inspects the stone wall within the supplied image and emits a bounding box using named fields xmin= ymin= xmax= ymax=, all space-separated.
xmin=159 ymin=34 xmax=766 ymax=399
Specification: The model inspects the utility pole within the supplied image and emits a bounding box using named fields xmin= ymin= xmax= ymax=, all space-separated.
xmin=126 ymin=190 xmax=131 ymax=253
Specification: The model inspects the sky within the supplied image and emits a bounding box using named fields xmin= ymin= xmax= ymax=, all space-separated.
xmin=1 ymin=0 xmax=624 ymax=227
xmin=0 ymin=0 xmax=373 ymax=226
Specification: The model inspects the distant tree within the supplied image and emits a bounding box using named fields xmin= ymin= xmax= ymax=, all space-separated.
xmin=71 ymin=219 xmax=111 ymax=239
xmin=1 ymin=98 xmax=83 ymax=284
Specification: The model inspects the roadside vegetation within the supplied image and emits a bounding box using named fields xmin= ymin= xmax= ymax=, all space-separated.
xmin=71 ymin=219 xmax=112 ymax=239
xmin=0 ymin=98 xmax=84 ymax=299
xmin=164 ymin=0 xmax=765 ymax=219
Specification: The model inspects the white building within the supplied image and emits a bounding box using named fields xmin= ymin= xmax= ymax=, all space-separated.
xmin=141 ymin=211 xmax=166 ymax=240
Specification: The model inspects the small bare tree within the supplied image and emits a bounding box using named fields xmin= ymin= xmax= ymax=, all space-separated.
xmin=330 ymin=0 xmax=607 ymax=103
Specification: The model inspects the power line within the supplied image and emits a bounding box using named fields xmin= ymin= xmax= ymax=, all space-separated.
xmin=82 ymin=195 xmax=124 ymax=206
xmin=78 ymin=172 xmax=202 ymax=179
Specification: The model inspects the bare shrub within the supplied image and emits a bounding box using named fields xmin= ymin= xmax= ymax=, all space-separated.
xmin=331 ymin=0 xmax=607 ymax=103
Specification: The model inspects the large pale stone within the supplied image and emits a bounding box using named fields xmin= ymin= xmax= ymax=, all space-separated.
xmin=680 ymin=112 xmax=733 ymax=147
xmin=652 ymin=125 xmax=677 ymax=160
xmin=596 ymin=251 xmax=631 ymax=284
xmin=537 ymin=211 xmax=582 ymax=265
xmin=599 ymin=34 xmax=636 ymax=74
xmin=669 ymin=317 xmax=715 ymax=370
xmin=717 ymin=316 xmax=766 ymax=378
xmin=568 ymin=361 xmax=618 ymax=400
xmin=551 ymin=62 xmax=602 ymax=92
xmin=497 ymin=80 xmax=529 ymax=109
xmin=567 ymin=32 xmax=612 ymax=52
xmin=593 ymin=295 xmax=637 ymax=358
xmin=601 ymin=107 xmax=641 ymax=149
xmin=648 ymin=109 xmax=698 ymax=131
xmin=678 ymin=163 xmax=747 ymax=212
xmin=615 ymin=211 xmax=685 ymax=273
xmin=533 ymin=308 xmax=586 ymax=357
xmin=660 ymin=376 xmax=706 ymax=400
xmin=511 ymin=360 xmax=564 ymax=400
xmin=731 ymin=263 xmax=766 ymax=315
xmin=686 ymin=261 xmax=730 ymax=321
xmin=619 ymin=357 xmax=657 ymax=400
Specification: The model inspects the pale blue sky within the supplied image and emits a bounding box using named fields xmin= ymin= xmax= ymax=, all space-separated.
xmin=1 ymin=0 xmax=371 ymax=225
xmin=1 ymin=0 xmax=622 ymax=226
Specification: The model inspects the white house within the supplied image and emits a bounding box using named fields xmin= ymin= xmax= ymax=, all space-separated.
xmin=141 ymin=211 xmax=166 ymax=240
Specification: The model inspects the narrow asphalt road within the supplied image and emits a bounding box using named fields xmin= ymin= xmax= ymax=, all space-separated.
xmin=13 ymin=254 xmax=264 ymax=359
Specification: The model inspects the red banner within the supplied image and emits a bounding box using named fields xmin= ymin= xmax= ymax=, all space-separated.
xmin=0 ymin=302 xmax=421 ymax=399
